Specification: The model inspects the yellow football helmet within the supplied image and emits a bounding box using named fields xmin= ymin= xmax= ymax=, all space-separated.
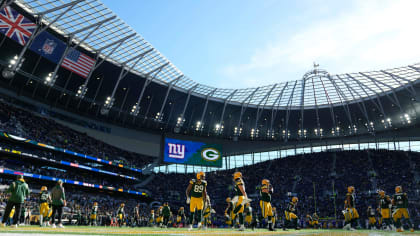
xmin=94 ymin=202 xmax=98 ymax=206
xmin=379 ymin=190 xmax=385 ymax=197
xmin=233 ymin=172 xmax=242 ymax=180
xmin=121 ymin=203 xmax=125 ymax=207
xmin=292 ymin=197 xmax=298 ymax=203
xmin=395 ymin=185 xmax=402 ymax=193
xmin=197 ymin=171 xmax=205 ymax=180
xmin=180 ymin=207 xmax=184 ymax=210
xmin=273 ymin=207 xmax=276 ymax=211
xmin=226 ymin=197 xmax=231 ymax=203
xmin=151 ymin=210 xmax=154 ymax=213
xmin=41 ymin=186 xmax=47 ymax=191
xmin=347 ymin=186 xmax=355 ymax=193
xmin=245 ymin=203 xmax=250 ymax=207
xmin=262 ymin=179 xmax=270 ymax=186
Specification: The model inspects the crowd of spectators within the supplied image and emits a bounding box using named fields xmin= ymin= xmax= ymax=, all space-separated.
xmin=0 ymin=100 xmax=154 ymax=170
xmin=147 ymin=150 xmax=420 ymax=228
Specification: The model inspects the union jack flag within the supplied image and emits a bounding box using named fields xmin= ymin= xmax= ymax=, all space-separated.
xmin=0 ymin=6 xmax=36 ymax=45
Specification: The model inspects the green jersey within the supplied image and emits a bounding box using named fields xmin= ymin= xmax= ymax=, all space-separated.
xmin=177 ymin=209 xmax=184 ymax=216
xmin=393 ymin=193 xmax=408 ymax=208
xmin=260 ymin=184 xmax=271 ymax=202
xmin=379 ymin=196 xmax=391 ymax=209
xmin=39 ymin=190 xmax=50 ymax=204
xmin=234 ymin=178 xmax=245 ymax=196
xmin=245 ymin=206 xmax=252 ymax=216
xmin=162 ymin=205 xmax=171 ymax=216
xmin=118 ymin=206 xmax=125 ymax=215
xmin=91 ymin=205 xmax=98 ymax=214
xmin=189 ymin=179 xmax=207 ymax=198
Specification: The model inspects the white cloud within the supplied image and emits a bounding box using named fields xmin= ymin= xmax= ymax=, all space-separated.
xmin=219 ymin=0 xmax=420 ymax=88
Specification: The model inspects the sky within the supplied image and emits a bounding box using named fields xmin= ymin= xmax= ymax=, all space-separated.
xmin=101 ymin=0 xmax=420 ymax=89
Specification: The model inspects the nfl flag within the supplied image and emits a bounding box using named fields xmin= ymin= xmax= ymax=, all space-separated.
xmin=29 ymin=31 xmax=66 ymax=63
xmin=61 ymin=48 xmax=95 ymax=78
xmin=0 ymin=6 xmax=36 ymax=45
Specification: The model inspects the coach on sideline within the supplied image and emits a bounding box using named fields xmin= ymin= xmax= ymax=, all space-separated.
xmin=51 ymin=179 xmax=66 ymax=228
xmin=1 ymin=175 xmax=30 ymax=227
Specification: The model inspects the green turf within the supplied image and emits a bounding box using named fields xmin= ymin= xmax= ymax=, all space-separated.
xmin=0 ymin=226 xmax=418 ymax=235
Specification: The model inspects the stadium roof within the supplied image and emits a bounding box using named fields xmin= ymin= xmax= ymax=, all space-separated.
xmin=14 ymin=0 xmax=420 ymax=109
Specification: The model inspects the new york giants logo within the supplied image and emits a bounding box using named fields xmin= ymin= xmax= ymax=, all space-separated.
xmin=167 ymin=143 xmax=185 ymax=159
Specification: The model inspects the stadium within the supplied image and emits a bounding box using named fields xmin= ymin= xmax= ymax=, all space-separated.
xmin=0 ymin=0 xmax=419 ymax=235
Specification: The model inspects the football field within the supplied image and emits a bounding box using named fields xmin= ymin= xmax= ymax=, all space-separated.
xmin=0 ymin=226 xmax=419 ymax=236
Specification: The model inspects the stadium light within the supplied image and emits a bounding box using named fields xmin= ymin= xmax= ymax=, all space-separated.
xmin=214 ymin=123 xmax=224 ymax=134
xmin=314 ymin=128 xmax=323 ymax=137
xmin=401 ymin=113 xmax=411 ymax=124
xmin=176 ymin=116 xmax=185 ymax=126
xmin=2 ymin=55 xmax=24 ymax=79
xmin=101 ymin=96 xmax=115 ymax=115
xmin=154 ymin=112 xmax=163 ymax=121
xmin=75 ymin=84 xmax=88 ymax=99
xmin=195 ymin=121 xmax=204 ymax=131
xmin=281 ymin=130 xmax=290 ymax=139
xmin=250 ymin=128 xmax=259 ymax=138
xmin=266 ymin=129 xmax=275 ymax=139
xmin=130 ymin=103 xmax=140 ymax=116
xmin=44 ymin=72 xmax=58 ymax=86
xmin=298 ymin=129 xmax=307 ymax=138
xmin=234 ymin=126 xmax=242 ymax=136
xmin=381 ymin=118 xmax=392 ymax=128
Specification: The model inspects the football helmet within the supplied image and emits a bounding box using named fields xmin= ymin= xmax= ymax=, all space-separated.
xmin=347 ymin=186 xmax=355 ymax=193
xmin=262 ymin=179 xmax=270 ymax=186
xmin=292 ymin=197 xmax=298 ymax=203
xmin=197 ymin=172 xmax=206 ymax=180
xmin=226 ymin=197 xmax=231 ymax=203
xmin=94 ymin=202 xmax=98 ymax=206
xmin=41 ymin=186 xmax=47 ymax=191
xmin=395 ymin=185 xmax=402 ymax=193
xmin=233 ymin=172 xmax=242 ymax=180
xmin=379 ymin=190 xmax=385 ymax=197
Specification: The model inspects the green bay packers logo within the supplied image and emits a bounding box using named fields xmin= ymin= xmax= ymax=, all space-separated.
xmin=201 ymin=148 xmax=221 ymax=161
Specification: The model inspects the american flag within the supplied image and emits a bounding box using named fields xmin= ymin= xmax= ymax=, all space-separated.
xmin=0 ymin=6 xmax=36 ymax=45
xmin=61 ymin=48 xmax=95 ymax=78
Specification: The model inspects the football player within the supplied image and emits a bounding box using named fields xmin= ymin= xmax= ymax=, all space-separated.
xmin=392 ymin=186 xmax=414 ymax=232
xmin=378 ymin=190 xmax=393 ymax=230
xmin=156 ymin=206 xmax=163 ymax=227
xmin=117 ymin=203 xmax=125 ymax=227
xmin=162 ymin=202 xmax=171 ymax=228
xmin=224 ymin=197 xmax=233 ymax=227
xmin=89 ymin=202 xmax=98 ymax=226
xmin=132 ymin=203 xmax=140 ymax=227
xmin=244 ymin=203 xmax=252 ymax=228
xmin=232 ymin=171 xmax=249 ymax=231
xmin=283 ymin=197 xmax=299 ymax=230
xmin=185 ymin=171 xmax=207 ymax=230
xmin=148 ymin=209 xmax=155 ymax=227
xmin=312 ymin=213 xmax=320 ymax=229
xmin=39 ymin=186 xmax=51 ymax=227
xmin=343 ymin=186 xmax=358 ymax=230
xmin=367 ymin=206 xmax=376 ymax=229
xmin=272 ymin=207 xmax=278 ymax=228
xmin=259 ymin=179 xmax=275 ymax=231
xmin=176 ymin=207 xmax=185 ymax=227
xmin=202 ymin=196 xmax=212 ymax=229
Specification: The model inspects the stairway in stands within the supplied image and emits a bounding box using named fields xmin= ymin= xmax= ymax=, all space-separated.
xmin=366 ymin=150 xmax=378 ymax=191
